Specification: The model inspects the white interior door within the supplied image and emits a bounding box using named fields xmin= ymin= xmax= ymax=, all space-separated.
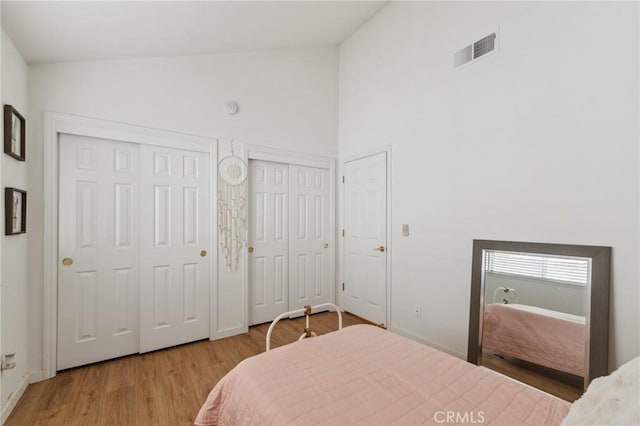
xmin=289 ymin=165 xmax=331 ymax=311
xmin=248 ymin=160 xmax=289 ymax=325
xmin=58 ymin=134 xmax=140 ymax=370
xmin=343 ymin=152 xmax=387 ymax=325
xmin=139 ymin=145 xmax=211 ymax=352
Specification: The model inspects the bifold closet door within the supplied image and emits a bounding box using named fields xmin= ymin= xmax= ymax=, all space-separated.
xmin=58 ymin=134 xmax=140 ymax=370
xmin=289 ymin=165 xmax=331 ymax=311
xmin=139 ymin=145 xmax=211 ymax=353
xmin=248 ymin=160 xmax=289 ymax=326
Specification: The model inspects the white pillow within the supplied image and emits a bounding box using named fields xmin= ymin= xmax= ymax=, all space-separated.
xmin=562 ymin=356 xmax=640 ymax=426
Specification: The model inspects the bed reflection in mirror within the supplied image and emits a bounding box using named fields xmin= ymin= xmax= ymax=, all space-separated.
xmin=482 ymin=251 xmax=588 ymax=401
xmin=468 ymin=241 xmax=611 ymax=404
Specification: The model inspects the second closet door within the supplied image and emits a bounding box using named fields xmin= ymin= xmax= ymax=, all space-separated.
xmin=249 ymin=160 xmax=290 ymax=325
xmin=248 ymin=160 xmax=331 ymax=326
xmin=288 ymin=165 xmax=331 ymax=311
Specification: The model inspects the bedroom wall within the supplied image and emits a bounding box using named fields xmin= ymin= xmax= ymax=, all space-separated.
xmin=27 ymin=47 xmax=338 ymax=377
xmin=338 ymin=1 xmax=639 ymax=369
xmin=1 ymin=30 xmax=29 ymax=419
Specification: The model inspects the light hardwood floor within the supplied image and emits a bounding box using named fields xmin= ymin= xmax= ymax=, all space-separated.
xmin=6 ymin=312 xmax=366 ymax=426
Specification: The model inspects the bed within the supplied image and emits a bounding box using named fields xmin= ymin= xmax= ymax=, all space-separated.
xmin=195 ymin=313 xmax=570 ymax=425
xmin=482 ymin=303 xmax=586 ymax=376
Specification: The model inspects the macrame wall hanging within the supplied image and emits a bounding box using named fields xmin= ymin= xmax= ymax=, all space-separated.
xmin=218 ymin=140 xmax=248 ymax=271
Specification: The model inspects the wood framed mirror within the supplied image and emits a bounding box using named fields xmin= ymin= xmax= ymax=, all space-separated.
xmin=467 ymin=240 xmax=611 ymax=401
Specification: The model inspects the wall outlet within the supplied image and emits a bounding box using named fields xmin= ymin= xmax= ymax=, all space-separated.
xmin=415 ymin=305 xmax=422 ymax=318
xmin=1 ymin=353 xmax=16 ymax=371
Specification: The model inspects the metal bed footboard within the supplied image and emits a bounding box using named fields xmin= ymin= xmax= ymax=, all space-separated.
xmin=265 ymin=303 xmax=342 ymax=351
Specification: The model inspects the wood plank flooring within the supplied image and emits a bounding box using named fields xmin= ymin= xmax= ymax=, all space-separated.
xmin=6 ymin=312 xmax=365 ymax=426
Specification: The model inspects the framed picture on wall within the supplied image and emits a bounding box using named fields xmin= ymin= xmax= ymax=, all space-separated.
xmin=4 ymin=105 xmax=26 ymax=161
xmin=5 ymin=187 xmax=27 ymax=235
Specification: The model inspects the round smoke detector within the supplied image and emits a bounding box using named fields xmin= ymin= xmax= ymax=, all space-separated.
xmin=224 ymin=101 xmax=239 ymax=115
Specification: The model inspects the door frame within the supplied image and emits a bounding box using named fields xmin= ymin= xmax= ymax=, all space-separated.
xmin=42 ymin=112 xmax=217 ymax=380
xmin=242 ymin=144 xmax=336 ymax=327
xmin=340 ymin=146 xmax=392 ymax=328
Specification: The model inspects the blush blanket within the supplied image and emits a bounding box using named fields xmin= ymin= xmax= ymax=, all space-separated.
xmin=483 ymin=303 xmax=586 ymax=376
xmin=195 ymin=325 xmax=569 ymax=425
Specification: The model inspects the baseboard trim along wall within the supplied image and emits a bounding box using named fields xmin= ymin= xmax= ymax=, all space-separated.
xmin=28 ymin=369 xmax=44 ymax=383
xmin=215 ymin=325 xmax=249 ymax=340
xmin=390 ymin=326 xmax=465 ymax=359
xmin=1 ymin=372 xmax=29 ymax=423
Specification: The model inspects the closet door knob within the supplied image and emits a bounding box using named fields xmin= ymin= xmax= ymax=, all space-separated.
xmin=373 ymin=246 xmax=385 ymax=252
xmin=62 ymin=258 xmax=74 ymax=266
xmin=248 ymin=246 xmax=254 ymax=253
xmin=200 ymin=250 xmax=207 ymax=257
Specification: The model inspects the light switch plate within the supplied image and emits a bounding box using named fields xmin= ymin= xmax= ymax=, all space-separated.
xmin=402 ymin=224 xmax=409 ymax=236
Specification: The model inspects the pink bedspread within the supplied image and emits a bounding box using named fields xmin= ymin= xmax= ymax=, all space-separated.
xmin=195 ymin=325 xmax=569 ymax=425
xmin=483 ymin=303 xmax=586 ymax=377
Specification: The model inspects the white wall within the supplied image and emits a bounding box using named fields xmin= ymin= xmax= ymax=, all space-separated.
xmin=1 ymin=30 xmax=29 ymax=418
xmin=27 ymin=47 xmax=338 ymax=376
xmin=338 ymin=1 xmax=639 ymax=369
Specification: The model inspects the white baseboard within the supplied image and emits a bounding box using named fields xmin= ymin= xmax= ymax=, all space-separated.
xmin=1 ymin=373 xmax=29 ymax=424
xmin=213 ymin=325 xmax=248 ymax=340
xmin=28 ymin=370 xmax=45 ymax=383
xmin=390 ymin=326 xmax=466 ymax=359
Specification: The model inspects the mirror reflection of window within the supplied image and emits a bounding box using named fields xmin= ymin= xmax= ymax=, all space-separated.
xmin=469 ymin=240 xmax=611 ymax=404
xmin=483 ymin=251 xmax=590 ymax=316
xmin=481 ymin=250 xmax=590 ymax=402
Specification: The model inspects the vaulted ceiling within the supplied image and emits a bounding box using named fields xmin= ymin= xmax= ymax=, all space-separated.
xmin=2 ymin=1 xmax=388 ymax=64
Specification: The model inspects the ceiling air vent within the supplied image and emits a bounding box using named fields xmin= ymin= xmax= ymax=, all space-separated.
xmin=454 ymin=32 xmax=497 ymax=68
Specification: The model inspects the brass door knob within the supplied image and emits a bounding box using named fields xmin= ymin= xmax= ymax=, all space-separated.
xmin=248 ymin=246 xmax=254 ymax=253
xmin=373 ymin=246 xmax=385 ymax=252
xmin=62 ymin=258 xmax=74 ymax=266
xmin=200 ymin=250 xmax=207 ymax=257
xmin=323 ymin=243 xmax=329 ymax=249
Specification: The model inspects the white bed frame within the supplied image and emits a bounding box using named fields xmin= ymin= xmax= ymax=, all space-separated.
xmin=265 ymin=303 xmax=342 ymax=351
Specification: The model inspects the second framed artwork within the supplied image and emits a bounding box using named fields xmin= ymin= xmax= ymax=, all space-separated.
xmin=5 ymin=187 xmax=26 ymax=235
xmin=4 ymin=105 xmax=26 ymax=161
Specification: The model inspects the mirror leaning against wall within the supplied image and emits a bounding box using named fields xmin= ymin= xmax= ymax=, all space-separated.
xmin=467 ymin=240 xmax=611 ymax=402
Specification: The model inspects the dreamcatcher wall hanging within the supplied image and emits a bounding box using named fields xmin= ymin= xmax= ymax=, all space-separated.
xmin=218 ymin=140 xmax=248 ymax=271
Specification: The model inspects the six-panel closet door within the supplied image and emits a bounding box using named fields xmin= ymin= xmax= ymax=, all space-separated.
xmin=288 ymin=165 xmax=331 ymax=311
xmin=57 ymin=134 xmax=211 ymax=370
xmin=248 ymin=160 xmax=331 ymax=326
xmin=139 ymin=145 xmax=210 ymax=353
xmin=343 ymin=152 xmax=387 ymax=326
xmin=248 ymin=161 xmax=290 ymax=325
xmin=58 ymin=134 xmax=141 ymax=370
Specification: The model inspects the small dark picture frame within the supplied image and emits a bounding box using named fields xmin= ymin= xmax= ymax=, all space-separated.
xmin=4 ymin=105 xmax=26 ymax=161
xmin=5 ymin=188 xmax=26 ymax=235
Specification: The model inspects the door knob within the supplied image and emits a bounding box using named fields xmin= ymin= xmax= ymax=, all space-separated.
xmin=373 ymin=246 xmax=385 ymax=252
xmin=323 ymin=243 xmax=329 ymax=249
xmin=248 ymin=246 xmax=254 ymax=253
xmin=62 ymin=258 xmax=74 ymax=266
xmin=200 ymin=250 xmax=207 ymax=257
